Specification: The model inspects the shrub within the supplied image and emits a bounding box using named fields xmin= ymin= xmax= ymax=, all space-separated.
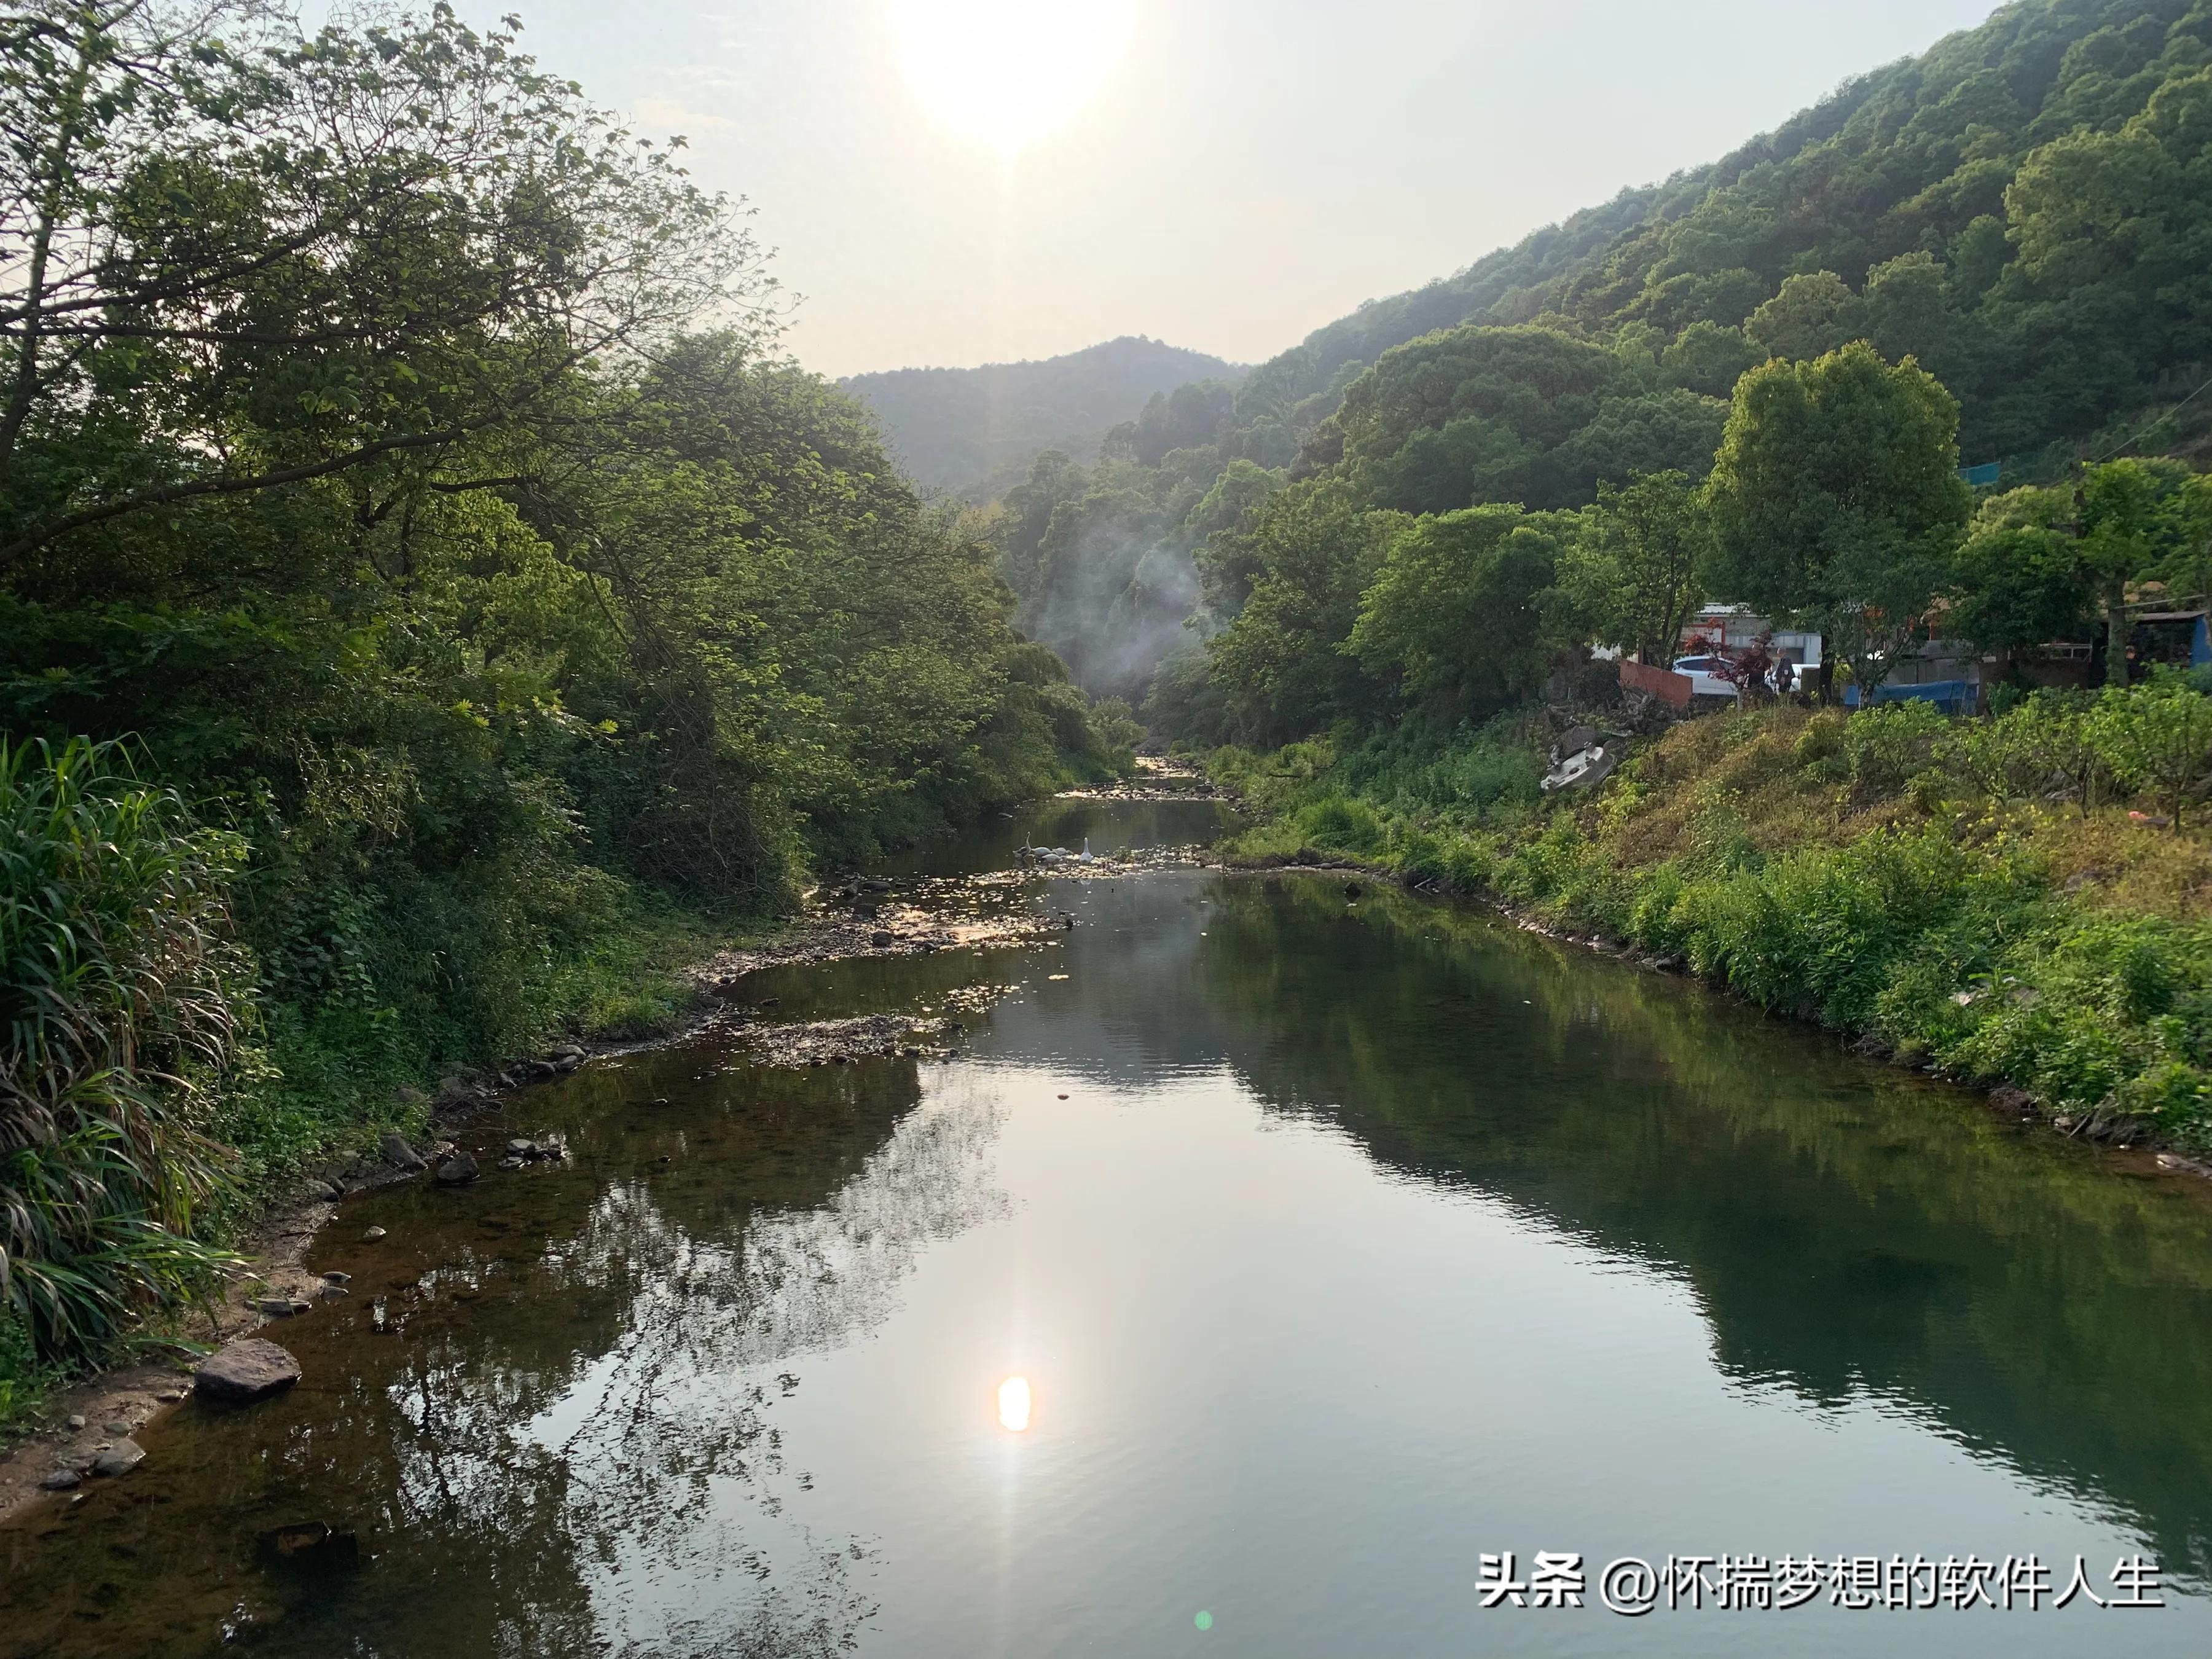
xmin=1 ymin=739 xmax=246 ymax=1362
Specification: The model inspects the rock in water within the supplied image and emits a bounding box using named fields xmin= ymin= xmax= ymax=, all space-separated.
xmin=39 ymin=1469 xmax=80 ymax=1491
xmin=92 ymin=1440 xmax=146 ymax=1478
xmin=434 ymin=1151 xmax=479 ymax=1185
xmin=195 ymin=1338 xmax=302 ymax=1405
xmin=380 ymin=1131 xmax=426 ymax=1172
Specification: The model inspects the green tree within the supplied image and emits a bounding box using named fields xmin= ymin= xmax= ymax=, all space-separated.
xmin=1704 ymin=343 xmax=1972 ymax=694
xmin=0 ymin=1 xmax=751 ymax=571
xmin=1945 ymin=524 xmax=2093 ymax=662
xmin=2079 ymin=458 xmax=2192 ymax=689
xmin=2087 ymin=677 xmax=2212 ymax=830
xmin=1347 ymin=505 xmax=1574 ymax=720
xmin=1557 ymin=471 xmax=1711 ymax=666
xmin=1204 ymin=483 xmax=1404 ymax=744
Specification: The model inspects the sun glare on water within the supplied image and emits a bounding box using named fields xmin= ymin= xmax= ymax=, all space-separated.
xmin=997 ymin=1375 xmax=1033 ymax=1432
xmin=888 ymin=0 xmax=1138 ymax=157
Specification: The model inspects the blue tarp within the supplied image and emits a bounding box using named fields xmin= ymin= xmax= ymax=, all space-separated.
xmin=1958 ymin=461 xmax=2003 ymax=487
xmin=1844 ymin=680 xmax=1977 ymax=715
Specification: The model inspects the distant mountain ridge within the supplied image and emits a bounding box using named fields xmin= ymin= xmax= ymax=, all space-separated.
xmin=841 ymin=336 xmax=1243 ymax=494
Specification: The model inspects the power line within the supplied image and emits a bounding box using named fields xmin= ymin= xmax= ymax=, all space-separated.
xmin=2092 ymin=368 xmax=2212 ymax=463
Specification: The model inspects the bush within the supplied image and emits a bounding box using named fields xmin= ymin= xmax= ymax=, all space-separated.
xmin=1 ymin=739 xmax=245 ymax=1362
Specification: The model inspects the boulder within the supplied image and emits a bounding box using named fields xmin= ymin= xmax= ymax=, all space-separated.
xmin=435 ymin=1151 xmax=479 ymax=1185
xmin=195 ymin=1338 xmax=302 ymax=1405
xmin=870 ymin=931 xmax=895 ymax=948
xmin=39 ymin=1469 xmax=80 ymax=1491
xmin=92 ymin=1440 xmax=145 ymax=1478
xmin=380 ymin=1132 xmax=426 ymax=1172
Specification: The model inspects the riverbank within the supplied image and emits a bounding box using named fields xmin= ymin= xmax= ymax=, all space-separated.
xmin=0 ymin=791 xmax=1245 ymax=1522
xmin=1206 ymin=697 xmax=2212 ymax=1158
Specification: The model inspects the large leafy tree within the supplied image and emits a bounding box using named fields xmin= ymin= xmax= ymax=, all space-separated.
xmin=1704 ymin=343 xmax=1972 ymax=692
xmin=0 ymin=0 xmax=755 ymax=572
xmin=1348 ymin=505 xmax=1575 ymax=721
xmin=2078 ymin=457 xmax=2197 ymax=688
xmin=1555 ymin=469 xmax=1710 ymax=665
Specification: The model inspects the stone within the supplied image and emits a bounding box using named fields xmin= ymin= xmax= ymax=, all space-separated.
xmin=870 ymin=930 xmax=895 ymax=948
xmin=435 ymin=1151 xmax=479 ymax=1185
xmin=154 ymin=1389 xmax=187 ymax=1403
xmin=92 ymin=1440 xmax=145 ymax=1478
xmin=322 ymin=1271 xmax=351 ymax=1287
xmin=65 ymin=1414 xmax=85 ymax=1431
xmin=380 ymin=1132 xmax=426 ymax=1172
xmin=102 ymin=1419 xmax=129 ymax=1435
xmin=255 ymin=1296 xmax=300 ymax=1317
xmin=362 ymin=1226 xmax=387 ymax=1242
xmin=549 ymin=1043 xmax=585 ymax=1060
xmin=195 ymin=1338 xmax=302 ymax=1405
xmin=505 ymin=1139 xmax=536 ymax=1157
xmin=498 ymin=1156 xmax=525 ymax=1170
xmin=39 ymin=1469 xmax=80 ymax=1491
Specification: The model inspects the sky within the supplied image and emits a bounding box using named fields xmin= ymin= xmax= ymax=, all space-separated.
xmin=444 ymin=0 xmax=2007 ymax=380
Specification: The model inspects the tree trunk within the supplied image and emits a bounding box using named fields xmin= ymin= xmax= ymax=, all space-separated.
xmin=2104 ymin=587 xmax=2130 ymax=690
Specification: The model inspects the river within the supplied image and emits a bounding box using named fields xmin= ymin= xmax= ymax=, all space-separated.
xmin=4 ymin=798 xmax=2211 ymax=1657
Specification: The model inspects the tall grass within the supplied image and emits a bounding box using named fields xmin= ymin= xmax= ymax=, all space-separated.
xmin=1 ymin=739 xmax=244 ymax=1362
xmin=1217 ymin=684 xmax=2212 ymax=1147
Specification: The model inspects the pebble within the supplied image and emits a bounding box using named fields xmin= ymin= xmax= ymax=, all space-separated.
xmin=65 ymin=1414 xmax=85 ymax=1431
xmin=363 ymin=1226 xmax=388 ymax=1241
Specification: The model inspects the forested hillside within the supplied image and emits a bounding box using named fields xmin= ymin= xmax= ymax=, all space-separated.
xmin=841 ymin=335 xmax=1241 ymax=493
xmin=988 ymin=0 xmax=2212 ymax=716
xmin=0 ymin=1 xmax=1132 ymax=1375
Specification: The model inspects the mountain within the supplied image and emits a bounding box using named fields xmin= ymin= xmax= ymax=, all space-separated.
xmin=841 ymin=336 xmax=1244 ymax=494
xmin=984 ymin=0 xmax=2212 ymax=715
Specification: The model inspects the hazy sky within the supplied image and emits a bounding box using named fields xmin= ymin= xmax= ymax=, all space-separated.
xmin=447 ymin=0 xmax=2004 ymax=378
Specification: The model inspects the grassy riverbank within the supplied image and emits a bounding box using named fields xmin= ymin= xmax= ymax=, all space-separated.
xmin=1209 ymin=688 xmax=2212 ymax=1151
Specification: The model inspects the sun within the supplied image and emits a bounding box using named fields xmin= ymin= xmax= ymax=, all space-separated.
xmin=887 ymin=0 xmax=1138 ymax=158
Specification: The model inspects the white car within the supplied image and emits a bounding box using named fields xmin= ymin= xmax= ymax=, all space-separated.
xmin=1672 ymin=654 xmax=1741 ymax=699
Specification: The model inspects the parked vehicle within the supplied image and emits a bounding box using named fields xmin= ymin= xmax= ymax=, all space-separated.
xmin=1672 ymin=654 xmax=1740 ymax=699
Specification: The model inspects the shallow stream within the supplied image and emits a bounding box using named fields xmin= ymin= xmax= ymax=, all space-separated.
xmin=6 ymin=800 xmax=2212 ymax=1656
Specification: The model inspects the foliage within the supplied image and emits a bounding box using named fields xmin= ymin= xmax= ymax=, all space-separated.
xmin=1214 ymin=683 xmax=2212 ymax=1147
xmin=1555 ymin=469 xmax=1711 ymax=664
xmin=985 ymin=0 xmax=2212 ymax=737
xmin=1347 ymin=506 xmax=1575 ymax=720
xmin=0 ymin=2 xmax=1128 ymax=1378
xmin=0 ymin=738 xmax=243 ymax=1358
xmin=1704 ymin=344 xmax=1973 ymax=692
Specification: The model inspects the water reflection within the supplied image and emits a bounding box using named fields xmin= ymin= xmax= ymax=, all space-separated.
xmin=6 ymin=855 xmax=2212 ymax=1658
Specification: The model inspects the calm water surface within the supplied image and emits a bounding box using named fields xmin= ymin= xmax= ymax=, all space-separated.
xmin=7 ymin=805 xmax=2212 ymax=1657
